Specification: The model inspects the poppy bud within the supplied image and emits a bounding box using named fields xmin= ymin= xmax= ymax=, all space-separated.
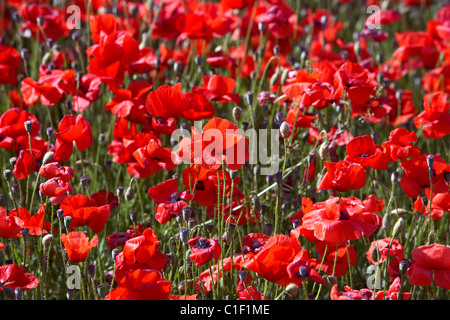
xmin=188 ymin=218 xmax=195 ymax=229
xmin=2 ymin=286 xmax=16 ymax=300
xmin=326 ymin=276 xmax=338 ymax=286
xmin=286 ymin=283 xmax=299 ymax=297
xmin=124 ymin=187 xmax=134 ymax=201
xmin=391 ymin=171 xmax=399 ymax=184
xmin=194 ymin=55 xmax=203 ymax=66
xmin=292 ymin=219 xmax=301 ymax=228
xmin=173 ymin=61 xmax=183 ymax=74
xmin=116 ymin=186 xmax=124 ymax=198
xmin=42 ymin=151 xmax=54 ymax=165
xmin=382 ymin=214 xmax=391 ymax=230
xmin=280 ymin=121 xmax=290 ymax=139
xmin=112 ymin=248 xmax=119 ymax=261
xmin=14 ymin=287 xmax=22 ymax=300
xmin=372 ymin=246 xmax=380 ymax=263
xmin=421 ymin=196 xmax=428 ymax=207
xmin=178 ymin=280 xmax=189 ymax=291
xmin=245 ymin=91 xmax=253 ymax=107
xmin=97 ymin=284 xmax=106 ymax=299
xmin=230 ymin=169 xmax=239 ymax=180
xmin=232 ymin=106 xmax=242 ymax=122
xmin=273 ymin=45 xmax=280 ymax=56
xmin=275 ymin=171 xmax=283 ymax=185
xmin=65 ymin=100 xmax=73 ymax=111
xmin=80 ymin=176 xmax=91 ymax=189
xmin=21 ymin=228 xmax=29 ymax=241
xmin=181 ymin=206 xmax=192 ymax=221
xmin=55 ymin=209 xmax=64 ymax=220
xmin=318 ymin=142 xmax=329 ymax=159
xmin=87 ymin=264 xmax=96 ymax=279
xmin=281 ymin=69 xmax=289 ymax=86
xmin=66 ymin=289 xmax=75 ymax=300
xmin=3 ymin=169 xmax=12 ymax=181
xmin=179 ymin=227 xmax=189 ymax=245
xmin=426 ymin=155 xmax=434 ymax=171
xmin=20 ymin=48 xmax=29 ymax=62
xmin=238 ymin=270 xmax=247 ymax=283
xmin=64 ymin=216 xmax=72 ymax=229
xmin=391 ymin=208 xmax=408 ymax=216
xmin=42 ymin=234 xmax=53 ymax=246
xmin=46 ymin=127 xmax=54 ymax=138
xmin=241 ymin=122 xmax=249 ymax=131
xmin=375 ymin=53 xmax=384 ymax=65
xmin=258 ymin=22 xmax=265 ymax=32
xmin=129 ymin=211 xmax=138 ymax=224
xmin=392 ymin=217 xmax=404 ymax=237
xmin=270 ymin=69 xmax=280 ymax=87
xmin=264 ymin=223 xmax=273 ymax=236
xmin=399 ymin=260 xmax=411 ymax=275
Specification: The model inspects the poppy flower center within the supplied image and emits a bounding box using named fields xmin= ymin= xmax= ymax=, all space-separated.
xmin=196 ymin=238 xmax=211 ymax=249
xmin=196 ymin=181 xmax=205 ymax=191
xmin=171 ymin=192 xmax=181 ymax=203
xmin=298 ymin=266 xmax=308 ymax=278
xmin=339 ymin=210 xmax=350 ymax=220
xmin=360 ymin=153 xmax=370 ymax=158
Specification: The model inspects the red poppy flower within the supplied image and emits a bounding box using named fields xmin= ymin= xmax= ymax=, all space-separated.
xmin=147 ymin=179 xmax=193 ymax=224
xmin=60 ymin=194 xmax=111 ymax=233
xmin=91 ymin=190 xmax=119 ymax=210
xmin=317 ymin=160 xmax=367 ymax=192
xmin=188 ymin=236 xmax=222 ymax=267
xmin=106 ymin=230 xmax=134 ymax=248
xmin=333 ymin=62 xmax=378 ymax=106
xmin=330 ymin=277 xmax=410 ymax=300
xmin=345 ymin=135 xmax=390 ymax=170
xmin=366 ymin=237 xmax=404 ymax=265
xmin=104 ymin=81 xmax=152 ymax=125
xmin=86 ymin=30 xmax=141 ymax=81
xmin=175 ymin=117 xmax=249 ymax=171
xmin=89 ymin=13 xmax=118 ymax=44
xmin=286 ymin=249 xmax=326 ymax=286
xmin=193 ymin=75 xmax=241 ymax=105
xmin=414 ymin=92 xmax=450 ymax=139
xmin=221 ymin=0 xmax=255 ymax=11
xmin=399 ymin=154 xmax=450 ymax=198
xmin=292 ymin=197 xmax=378 ymax=243
xmin=20 ymin=4 xmax=69 ymax=42
xmin=242 ymin=234 xmax=302 ymax=286
xmin=0 ymin=44 xmax=21 ymax=86
xmin=241 ymin=233 xmax=270 ymax=255
xmin=381 ymin=128 xmax=421 ymax=161
xmin=39 ymin=162 xmax=74 ymax=183
xmin=60 ymin=232 xmax=98 ymax=263
xmin=145 ymin=83 xmax=189 ymax=118
xmin=0 ymin=264 xmax=39 ymax=291
xmin=363 ymin=194 xmax=385 ymax=213
xmin=53 ymin=114 xmax=93 ymax=162
xmin=129 ymin=138 xmax=176 ymax=179
xmin=407 ymin=243 xmax=450 ymax=289
xmin=39 ymin=177 xmax=74 ymax=205
xmin=13 ymin=149 xmax=41 ymax=180
xmin=237 ymin=280 xmax=267 ymax=300
xmin=0 ymin=108 xmax=40 ymax=139
xmin=0 ymin=207 xmax=24 ymax=239
xmin=104 ymin=269 xmax=171 ymax=300
xmin=122 ymin=228 xmax=162 ymax=266
xmin=8 ymin=206 xmax=55 ymax=236
xmin=413 ymin=191 xmax=450 ymax=220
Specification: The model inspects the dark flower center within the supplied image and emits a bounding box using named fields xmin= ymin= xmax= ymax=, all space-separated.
xmin=298 ymin=266 xmax=308 ymax=278
xmin=196 ymin=238 xmax=211 ymax=249
xmin=339 ymin=210 xmax=350 ymax=220
xmin=171 ymin=192 xmax=181 ymax=203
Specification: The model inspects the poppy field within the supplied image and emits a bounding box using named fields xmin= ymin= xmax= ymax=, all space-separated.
xmin=1 ymin=0 xmax=450 ymax=302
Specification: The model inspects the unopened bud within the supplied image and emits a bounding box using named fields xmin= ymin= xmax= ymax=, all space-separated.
xmin=426 ymin=155 xmax=434 ymax=171
xmin=42 ymin=152 xmax=54 ymax=165
xmin=87 ymin=264 xmax=96 ymax=279
xmin=56 ymin=209 xmax=64 ymax=220
xmin=42 ymin=234 xmax=53 ymax=246
xmin=66 ymin=289 xmax=75 ymax=300
xmin=124 ymin=187 xmax=134 ymax=201
xmin=21 ymin=228 xmax=29 ymax=241
xmin=399 ymin=260 xmax=411 ymax=275
xmin=233 ymin=106 xmax=242 ymax=122
xmin=179 ymin=227 xmax=189 ymax=245
xmin=382 ymin=214 xmax=391 ymax=230
xmin=392 ymin=218 xmax=404 ymax=237
xmin=112 ymin=248 xmax=119 ymax=261
xmin=238 ymin=270 xmax=247 ymax=283
xmin=116 ymin=186 xmax=124 ymax=198
xmin=3 ymin=286 xmax=16 ymax=300
xmin=3 ymin=169 xmax=12 ymax=182
xmin=15 ymin=287 xmax=22 ymax=300
xmin=286 ymin=283 xmax=299 ymax=297
xmin=64 ymin=216 xmax=72 ymax=229
xmin=280 ymin=121 xmax=290 ymax=139
xmin=182 ymin=206 xmax=192 ymax=221
xmin=129 ymin=211 xmax=138 ymax=224
xmin=97 ymin=284 xmax=106 ymax=299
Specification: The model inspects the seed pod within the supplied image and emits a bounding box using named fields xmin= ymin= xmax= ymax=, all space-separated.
xmin=112 ymin=248 xmax=119 ymax=261
xmin=15 ymin=287 xmax=22 ymax=300
xmin=21 ymin=228 xmax=29 ymax=241
xmin=129 ymin=211 xmax=138 ymax=224
xmin=56 ymin=209 xmax=64 ymax=220
xmin=399 ymin=260 xmax=411 ymax=275
xmin=426 ymin=155 xmax=434 ymax=170
xmin=116 ymin=186 xmax=124 ymax=198
xmin=371 ymin=246 xmax=380 ymax=263
xmin=179 ymin=227 xmax=189 ymax=245
xmin=66 ymin=289 xmax=75 ymax=300
xmin=238 ymin=270 xmax=247 ymax=283
xmin=182 ymin=206 xmax=192 ymax=221
xmin=24 ymin=121 xmax=33 ymax=134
